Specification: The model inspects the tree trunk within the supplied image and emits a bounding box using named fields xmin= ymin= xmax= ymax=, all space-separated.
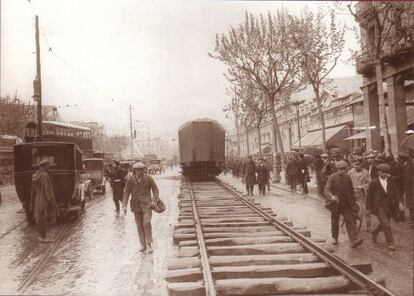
xmin=245 ymin=125 xmax=250 ymax=156
xmin=375 ymin=60 xmax=390 ymax=153
xmin=236 ymin=118 xmax=241 ymax=158
xmin=314 ymin=85 xmax=327 ymax=152
xmin=257 ymin=125 xmax=262 ymax=157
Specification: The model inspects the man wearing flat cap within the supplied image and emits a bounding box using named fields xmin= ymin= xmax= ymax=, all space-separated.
xmin=123 ymin=162 xmax=159 ymax=253
xmin=324 ymin=160 xmax=363 ymax=248
xmin=30 ymin=159 xmax=58 ymax=243
xmin=367 ymin=163 xmax=403 ymax=250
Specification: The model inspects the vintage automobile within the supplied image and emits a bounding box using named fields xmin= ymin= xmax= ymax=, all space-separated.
xmin=81 ymin=158 xmax=106 ymax=198
xmin=148 ymin=159 xmax=164 ymax=174
xmin=14 ymin=142 xmax=85 ymax=222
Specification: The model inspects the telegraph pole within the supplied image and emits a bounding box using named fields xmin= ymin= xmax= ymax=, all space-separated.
xmin=129 ymin=105 xmax=133 ymax=158
xmin=33 ymin=15 xmax=43 ymax=140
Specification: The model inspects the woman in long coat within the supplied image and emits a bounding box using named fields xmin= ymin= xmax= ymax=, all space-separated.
xmin=30 ymin=159 xmax=58 ymax=242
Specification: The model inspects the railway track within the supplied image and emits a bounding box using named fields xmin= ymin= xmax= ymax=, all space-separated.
xmin=167 ymin=179 xmax=396 ymax=296
xmin=12 ymin=191 xmax=108 ymax=293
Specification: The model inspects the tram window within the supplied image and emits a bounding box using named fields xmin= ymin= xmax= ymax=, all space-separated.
xmin=33 ymin=156 xmax=56 ymax=167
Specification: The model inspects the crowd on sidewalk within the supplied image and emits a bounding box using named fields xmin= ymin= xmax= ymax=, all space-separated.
xmin=225 ymin=147 xmax=414 ymax=250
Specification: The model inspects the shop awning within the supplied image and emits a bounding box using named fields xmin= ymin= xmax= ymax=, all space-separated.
xmin=292 ymin=125 xmax=349 ymax=149
xmin=344 ymin=131 xmax=366 ymax=141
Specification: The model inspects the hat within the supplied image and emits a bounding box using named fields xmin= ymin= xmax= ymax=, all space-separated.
xmin=376 ymin=163 xmax=391 ymax=172
xmin=38 ymin=159 xmax=50 ymax=167
xmin=321 ymin=153 xmax=329 ymax=158
xmin=335 ymin=160 xmax=348 ymax=169
xmin=132 ymin=162 xmax=145 ymax=169
xmin=366 ymin=153 xmax=375 ymax=158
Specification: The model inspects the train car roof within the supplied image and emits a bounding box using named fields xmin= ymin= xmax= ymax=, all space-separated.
xmin=178 ymin=118 xmax=225 ymax=131
xmin=43 ymin=121 xmax=92 ymax=131
xmin=14 ymin=141 xmax=80 ymax=150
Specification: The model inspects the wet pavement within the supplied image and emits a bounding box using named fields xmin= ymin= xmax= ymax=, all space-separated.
xmin=0 ymin=169 xmax=180 ymax=296
xmin=1 ymin=170 xmax=412 ymax=296
xmin=219 ymin=173 xmax=414 ymax=296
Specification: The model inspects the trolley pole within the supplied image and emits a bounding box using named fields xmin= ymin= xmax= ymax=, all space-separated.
xmin=129 ymin=105 xmax=133 ymax=158
xmin=33 ymin=15 xmax=43 ymax=140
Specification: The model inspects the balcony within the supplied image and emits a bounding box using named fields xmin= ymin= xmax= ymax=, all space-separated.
xmin=356 ymin=52 xmax=375 ymax=74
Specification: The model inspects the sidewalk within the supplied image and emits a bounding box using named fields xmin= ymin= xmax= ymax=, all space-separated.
xmin=269 ymin=171 xmax=321 ymax=200
xmin=218 ymin=173 xmax=413 ymax=296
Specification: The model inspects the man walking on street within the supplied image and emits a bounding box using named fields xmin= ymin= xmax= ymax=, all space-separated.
xmin=256 ymin=158 xmax=270 ymax=195
xmin=367 ymin=164 xmax=403 ymax=250
xmin=348 ymin=159 xmax=370 ymax=231
xmin=111 ymin=160 xmax=126 ymax=212
xmin=286 ymin=155 xmax=298 ymax=192
xmin=30 ymin=159 xmax=58 ymax=243
xmin=296 ymin=153 xmax=309 ymax=194
xmin=320 ymin=153 xmax=333 ymax=196
xmin=324 ymin=161 xmax=363 ymax=248
xmin=123 ymin=162 xmax=159 ymax=253
xmin=244 ymin=156 xmax=256 ymax=196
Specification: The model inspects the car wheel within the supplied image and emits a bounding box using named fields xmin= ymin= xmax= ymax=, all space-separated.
xmin=88 ymin=185 xmax=94 ymax=200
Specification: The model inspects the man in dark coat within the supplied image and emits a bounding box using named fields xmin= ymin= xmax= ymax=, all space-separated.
xmin=256 ymin=159 xmax=270 ymax=195
xmin=324 ymin=161 xmax=363 ymax=248
xmin=30 ymin=159 xmax=58 ymax=243
xmin=296 ymin=153 xmax=309 ymax=194
xmin=403 ymin=151 xmax=414 ymax=226
xmin=314 ymin=155 xmax=324 ymax=197
xmin=320 ymin=153 xmax=334 ymax=196
xmin=286 ymin=155 xmax=297 ymax=192
xmin=367 ymin=164 xmax=403 ymax=250
xmin=123 ymin=162 xmax=159 ymax=253
xmin=111 ymin=160 xmax=126 ymax=211
xmin=244 ymin=156 xmax=256 ymax=196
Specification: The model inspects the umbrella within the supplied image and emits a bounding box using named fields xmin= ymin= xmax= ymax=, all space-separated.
xmin=399 ymin=134 xmax=414 ymax=151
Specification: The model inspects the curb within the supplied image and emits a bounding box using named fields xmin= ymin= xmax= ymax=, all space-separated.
xmin=269 ymin=183 xmax=324 ymax=203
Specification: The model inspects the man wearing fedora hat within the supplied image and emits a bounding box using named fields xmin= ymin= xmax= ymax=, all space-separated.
xmin=123 ymin=162 xmax=159 ymax=253
xmin=367 ymin=163 xmax=403 ymax=250
xmin=30 ymin=159 xmax=58 ymax=243
xmin=324 ymin=160 xmax=363 ymax=248
xmin=110 ymin=160 xmax=127 ymax=212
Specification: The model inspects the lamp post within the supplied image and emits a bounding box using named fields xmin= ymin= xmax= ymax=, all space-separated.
xmin=292 ymin=100 xmax=305 ymax=150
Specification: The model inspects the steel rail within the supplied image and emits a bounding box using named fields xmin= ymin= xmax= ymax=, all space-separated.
xmin=16 ymin=191 xmax=108 ymax=293
xmin=218 ymin=179 xmax=397 ymax=296
xmin=188 ymin=181 xmax=217 ymax=296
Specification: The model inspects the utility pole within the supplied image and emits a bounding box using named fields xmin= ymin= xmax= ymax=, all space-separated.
xmin=292 ymin=100 xmax=304 ymax=150
xmin=33 ymin=15 xmax=42 ymax=141
xmin=129 ymin=105 xmax=133 ymax=158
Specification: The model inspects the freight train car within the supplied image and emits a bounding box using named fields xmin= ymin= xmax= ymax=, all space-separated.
xmin=178 ymin=118 xmax=225 ymax=178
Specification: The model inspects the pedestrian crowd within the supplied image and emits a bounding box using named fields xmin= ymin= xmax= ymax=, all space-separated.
xmin=225 ymin=146 xmax=414 ymax=250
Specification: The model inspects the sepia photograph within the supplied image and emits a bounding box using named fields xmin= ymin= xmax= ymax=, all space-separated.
xmin=0 ymin=0 xmax=413 ymax=295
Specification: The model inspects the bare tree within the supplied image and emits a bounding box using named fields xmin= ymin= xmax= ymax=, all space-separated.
xmin=210 ymin=10 xmax=304 ymax=173
xmin=223 ymin=87 xmax=255 ymax=156
xmin=347 ymin=1 xmax=414 ymax=152
xmin=294 ymin=8 xmax=346 ymax=152
xmin=0 ymin=94 xmax=33 ymax=139
xmin=234 ymin=80 xmax=270 ymax=157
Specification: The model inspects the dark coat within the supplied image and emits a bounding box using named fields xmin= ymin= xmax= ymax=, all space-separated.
xmin=324 ymin=171 xmax=357 ymax=211
xmin=321 ymin=161 xmax=334 ymax=184
xmin=123 ymin=174 xmax=159 ymax=212
xmin=296 ymin=159 xmax=308 ymax=183
xmin=404 ymin=159 xmax=414 ymax=208
xmin=256 ymin=164 xmax=270 ymax=184
xmin=286 ymin=159 xmax=297 ymax=176
xmin=367 ymin=178 xmax=401 ymax=216
xmin=30 ymin=169 xmax=58 ymax=225
xmin=244 ymin=160 xmax=256 ymax=185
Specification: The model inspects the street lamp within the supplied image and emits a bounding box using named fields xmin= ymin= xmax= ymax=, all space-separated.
xmin=291 ymin=100 xmax=305 ymax=150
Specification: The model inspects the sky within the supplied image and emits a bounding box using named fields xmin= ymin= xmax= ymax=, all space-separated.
xmin=1 ymin=0 xmax=359 ymax=138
